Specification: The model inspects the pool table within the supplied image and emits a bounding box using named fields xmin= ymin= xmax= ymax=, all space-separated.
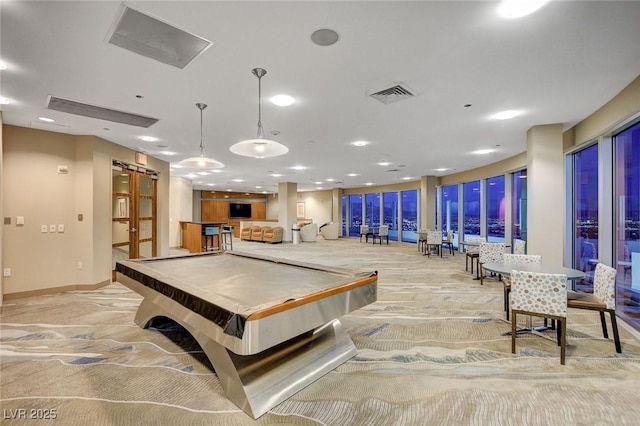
xmin=116 ymin=251 xmax=377 ymax=418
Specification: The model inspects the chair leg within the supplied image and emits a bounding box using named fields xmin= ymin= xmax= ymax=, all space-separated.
xmin=560 ymin=319 xmax=566 ymax=365
xmin=599 ymin=311 xmax=608 ymax=339
xmin=479 ymin=264 xmax=484 ymax=285
xmin=466 ymin=256 xmax=469 ymax=271
xmin=511 ymin=311 xmax=517 ymax=355
xmin=609 ymin=311 xmax=622 ymax=353
xmin=504 ymin=288 xmax=510 ymax=320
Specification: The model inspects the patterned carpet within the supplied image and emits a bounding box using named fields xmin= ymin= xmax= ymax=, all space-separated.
xmin=2 ymin=238 xmax=640 ymax=425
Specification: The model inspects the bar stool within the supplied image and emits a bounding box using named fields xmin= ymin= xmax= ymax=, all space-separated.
xmin=203 ymin=226 xmax=220 ymax=251
xmin=221 ymin=225 xmax=233 ymax=251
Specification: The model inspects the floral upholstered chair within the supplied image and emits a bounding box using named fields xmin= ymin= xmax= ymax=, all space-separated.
xmin=425 ymin=230 xmax=443 ymax=257
xmin=513 ymin=239 xmax=526 ymax=255
xmin=502 ymin=254 xmax=542 ymax=319
xmin=465 ymin=236 xmax=486 ymax=274
xmin=567 ymin=263 xmax=621 ymax=353
xmin=478 ymin=242 xmax=505 ymax=285
xmin=511 ymin=270 xmax=568 ymax=364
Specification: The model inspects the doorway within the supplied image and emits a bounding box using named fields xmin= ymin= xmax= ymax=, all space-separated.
xmin=112 ymin=162 xmax=157 ymax=273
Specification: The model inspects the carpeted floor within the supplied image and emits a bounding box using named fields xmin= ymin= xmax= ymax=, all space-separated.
xmin=2 ymin=238 xmax=640 ymax=425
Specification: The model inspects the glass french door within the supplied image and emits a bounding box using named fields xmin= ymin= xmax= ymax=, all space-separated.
xmin=112 ymin=167 xmax=157 ymax=270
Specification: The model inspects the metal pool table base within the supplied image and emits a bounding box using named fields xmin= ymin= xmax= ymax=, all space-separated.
xmin=118 ymin=271 xmax=364 ymax=419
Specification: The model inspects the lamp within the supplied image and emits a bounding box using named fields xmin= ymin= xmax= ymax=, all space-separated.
xmin=179 ymin=103 xmax=224 ymax=169
xmin=230 ymin=68 xmax=289 ymax=158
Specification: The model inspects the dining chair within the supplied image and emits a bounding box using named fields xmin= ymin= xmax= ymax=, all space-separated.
xmin=465 ymin=236 xmax=486 ymax=274
xmin=442 ymin=230 xmax=455 ymax=256
xmin=511 ymin=270 xmax=568 ymax=365
xmin=373 ymin=225 xmax=389 ymax=245
xmin=567 ymin=263 xmax=621 ymax=353
xmin=359 ymin=225 xmax=370 ymax=243
xmin=417 ymin=229 xmax=430 ymax=253
xmin=502 ymin=253 xmax=542 ymax=320
xmin=479 ymin=242 xmax=505 ymax=285
xmin=425 ymin=230 xmax=443 ymax=257
xmin=513 ymin=239 xmax=526 ymax=254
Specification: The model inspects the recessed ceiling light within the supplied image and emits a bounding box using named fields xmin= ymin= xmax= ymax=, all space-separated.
xmin=291 ymin=165 xmax=307 ymax=170
xmin=171 ymin=164 xmax=184 ymax=169
xmin=232 ymin=179 xmax=244 ymax=182
xmin=377 ymin=161 xmax=392 ymax=166
xmin=206 ymin=183 xmax=215 ymax=186
xmin=185 ymin=173 xmax=197 ymax=178
xmin=314 ymin=181 xmax=323 ymax=185
xmin=435 ymin=168 xmax=451 ymax=172
xmin=271 ymin=95 xmax=295 ymax=107
xmin=211 ymin=169 xmax=223 ymax=173
xmin=352 ymin=141 xmax=369 ymax=147
xmin=255 ymin=185 xmax=262 ymax=189
xmin=473 ymin=149 xmax=495 ymax=155
xmin=197 ymin=172 xmax=209 ymax=176
xmin=347 ymin=173 xmax=358 ymax=177
xmin=365 ymin=182 xmax=374 ymax=186
xmin=492 ymin=110 xmax=520 ymax=120
xmin=0 ymin=96 xmax=11 ymax=105
xmin=0 ymin=61 xmax=8 ymax=70
xmin=326 ymin=178 xmax=335 ymax=182
xmin=316 ymin=187 xmax=324 ymax=190
xmin=38 ymin=117 xmax=55 ymax=123
xmin=160 ymin=151 xmax=176 ymax=156
xmin=401 ymin=177 xmax=412 ymax=180
xmin=226 ymin=189 xmax=233 ymax=192
xmin=498 ymin=0 xmax=549 ymax=19
xmin=262 ymin=191 xmax=268 ymax=194
xmin=271 ymin=173 xmax=283 ymax=177
xmin=139 ymin=136 xmax=158 ymax=142
xmin=311 ymin=28 xmax=340 ymax=46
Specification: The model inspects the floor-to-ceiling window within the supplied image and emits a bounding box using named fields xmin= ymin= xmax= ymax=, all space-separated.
xmin=401 ymin=189 xmax=418 ymax=243
xmin=486 ymin=175 xmax=505 ymax=242
xmin=512 ymin=170 xmax=527 ymax=247
xmin=572 ymin=144 xmax=599 ymax=290
xmin=614 ymin=121 xmax=640 ymax=330
xmin=440 ymin=184 xmax=459 ymax=248
xmin=341 ymin=195 xmax=348 ymax=236
xmin=383 ymin=192 xmax=399 ymax=241
xmin=365 ymin=193 xmax=380 ymax=229
xmin=348 ymin=194 xmax=363 ymax=237
xmin=463 ymin=181 xmax=481 ymax=240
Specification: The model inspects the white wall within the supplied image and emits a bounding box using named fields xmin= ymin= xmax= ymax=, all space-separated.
xmin=170 ymin=177 xmax=193 ymax=248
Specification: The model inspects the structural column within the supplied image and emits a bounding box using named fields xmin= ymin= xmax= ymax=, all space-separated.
xmin=527 ymin=124 xmax=564 ymax=265
xmin=278 ymin=182 xmax=298 ymax=242
xmin=420 ymin=175 xmax=437 ymax=231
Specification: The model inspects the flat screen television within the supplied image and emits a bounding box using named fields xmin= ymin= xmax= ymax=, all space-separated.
xmin=229 ymin=203 xmax=252 ymax=218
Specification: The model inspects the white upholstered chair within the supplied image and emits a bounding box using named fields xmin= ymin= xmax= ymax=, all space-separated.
xmin=359 ymin=225 xmax=370 ymax=243
xmin=320 ymin=222 xmax=340 ymax=240
xmin=300 ymin=223 xmax=318 ymax=242
xmin=567 ymin=263 xmax=621 ymax=353
xmin=373 ymin=225 xmax=389 ymax=245
xmin=513 ymin=239 xmax=526 ymax=255
xmin=442 ymin=230 xmax=455 ymax=256
xmin=511 ymin=270 xmax=568 ymax=365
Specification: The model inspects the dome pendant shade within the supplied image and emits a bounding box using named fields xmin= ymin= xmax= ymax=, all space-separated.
xmin=179 ymin=103 xmax=224 ymax=169
xmin=230 ymin=68 xmax=289 ymax=158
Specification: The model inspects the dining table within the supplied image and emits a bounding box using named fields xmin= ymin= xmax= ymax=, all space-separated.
xmin=481 ymin=261 xmax=586 ymax=336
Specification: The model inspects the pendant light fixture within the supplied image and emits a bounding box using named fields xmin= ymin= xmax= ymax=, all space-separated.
xmin=230 ymin=68 xmax=289 ymax=158
xmin=179 ymin=103 xmax=224 ymax=169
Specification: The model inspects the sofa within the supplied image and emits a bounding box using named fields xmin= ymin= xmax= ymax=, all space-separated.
xmin=262 ymin=226 xmax=284 ymax=244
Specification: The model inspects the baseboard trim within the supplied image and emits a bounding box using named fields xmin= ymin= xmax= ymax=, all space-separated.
xmin=3 ymin=280 xmax=111 ymax=301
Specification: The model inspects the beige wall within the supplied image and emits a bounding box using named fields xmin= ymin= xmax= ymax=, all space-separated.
xmin=0 ymin=111 xmax=4 ymax=305
xmin=170 ymin=177 xmax=193 ymax=248
xmin=2 ymin=125 xmax=169 ymax=298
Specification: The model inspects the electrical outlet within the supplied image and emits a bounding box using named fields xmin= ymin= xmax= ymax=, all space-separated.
xmin=49 ymin=224 xmax=56 ymax=233
xmin=41 ymin=224 xmax=48 ymax=233
xmin=3 ymin=268 xmax=11 ymax=277
xmin=58 ymin=224 xmax=65 ymax=233
xmin=77 ymin=262 xmax=83 ymax=270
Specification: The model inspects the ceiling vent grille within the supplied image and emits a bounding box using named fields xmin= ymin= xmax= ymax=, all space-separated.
xmin=47 ymin=96 xmax=159 ymax=128
xmin=369 ymin=83 xmax=416 ymax=104
xmin=107 ymin=4 xmax=212 ymax=69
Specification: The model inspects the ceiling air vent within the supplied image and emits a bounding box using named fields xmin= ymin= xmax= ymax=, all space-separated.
xmin=107 ymin=4 xmax=212 ymax=69
xmin=47 ymin=96 xmax=159 ymax=128
xmin=369 ymin=83 xmax=416 ymax=105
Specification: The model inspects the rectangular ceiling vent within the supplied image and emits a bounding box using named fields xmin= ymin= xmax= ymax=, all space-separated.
xmin=47 ymin=96 xmax=159 ymax=128
xmin=369 ymin=83 xmax=416 ymax=104
xmin=106 ymin=4 xmax=212 ymax=69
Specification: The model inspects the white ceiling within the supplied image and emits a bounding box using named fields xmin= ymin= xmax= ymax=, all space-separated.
xmin=2 ymin=1 xmax=640 ymax=193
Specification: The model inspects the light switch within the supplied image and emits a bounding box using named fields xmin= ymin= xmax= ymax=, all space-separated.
xmin=17 ymin=216 xmax=25 ymax=225
xmin=41 ymin=225 xmax=48 ymax=233
xmin=49 ymin=224 xmax=56 ymax=233
xmin=58 ymin=224 xmax=65 ymax=233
